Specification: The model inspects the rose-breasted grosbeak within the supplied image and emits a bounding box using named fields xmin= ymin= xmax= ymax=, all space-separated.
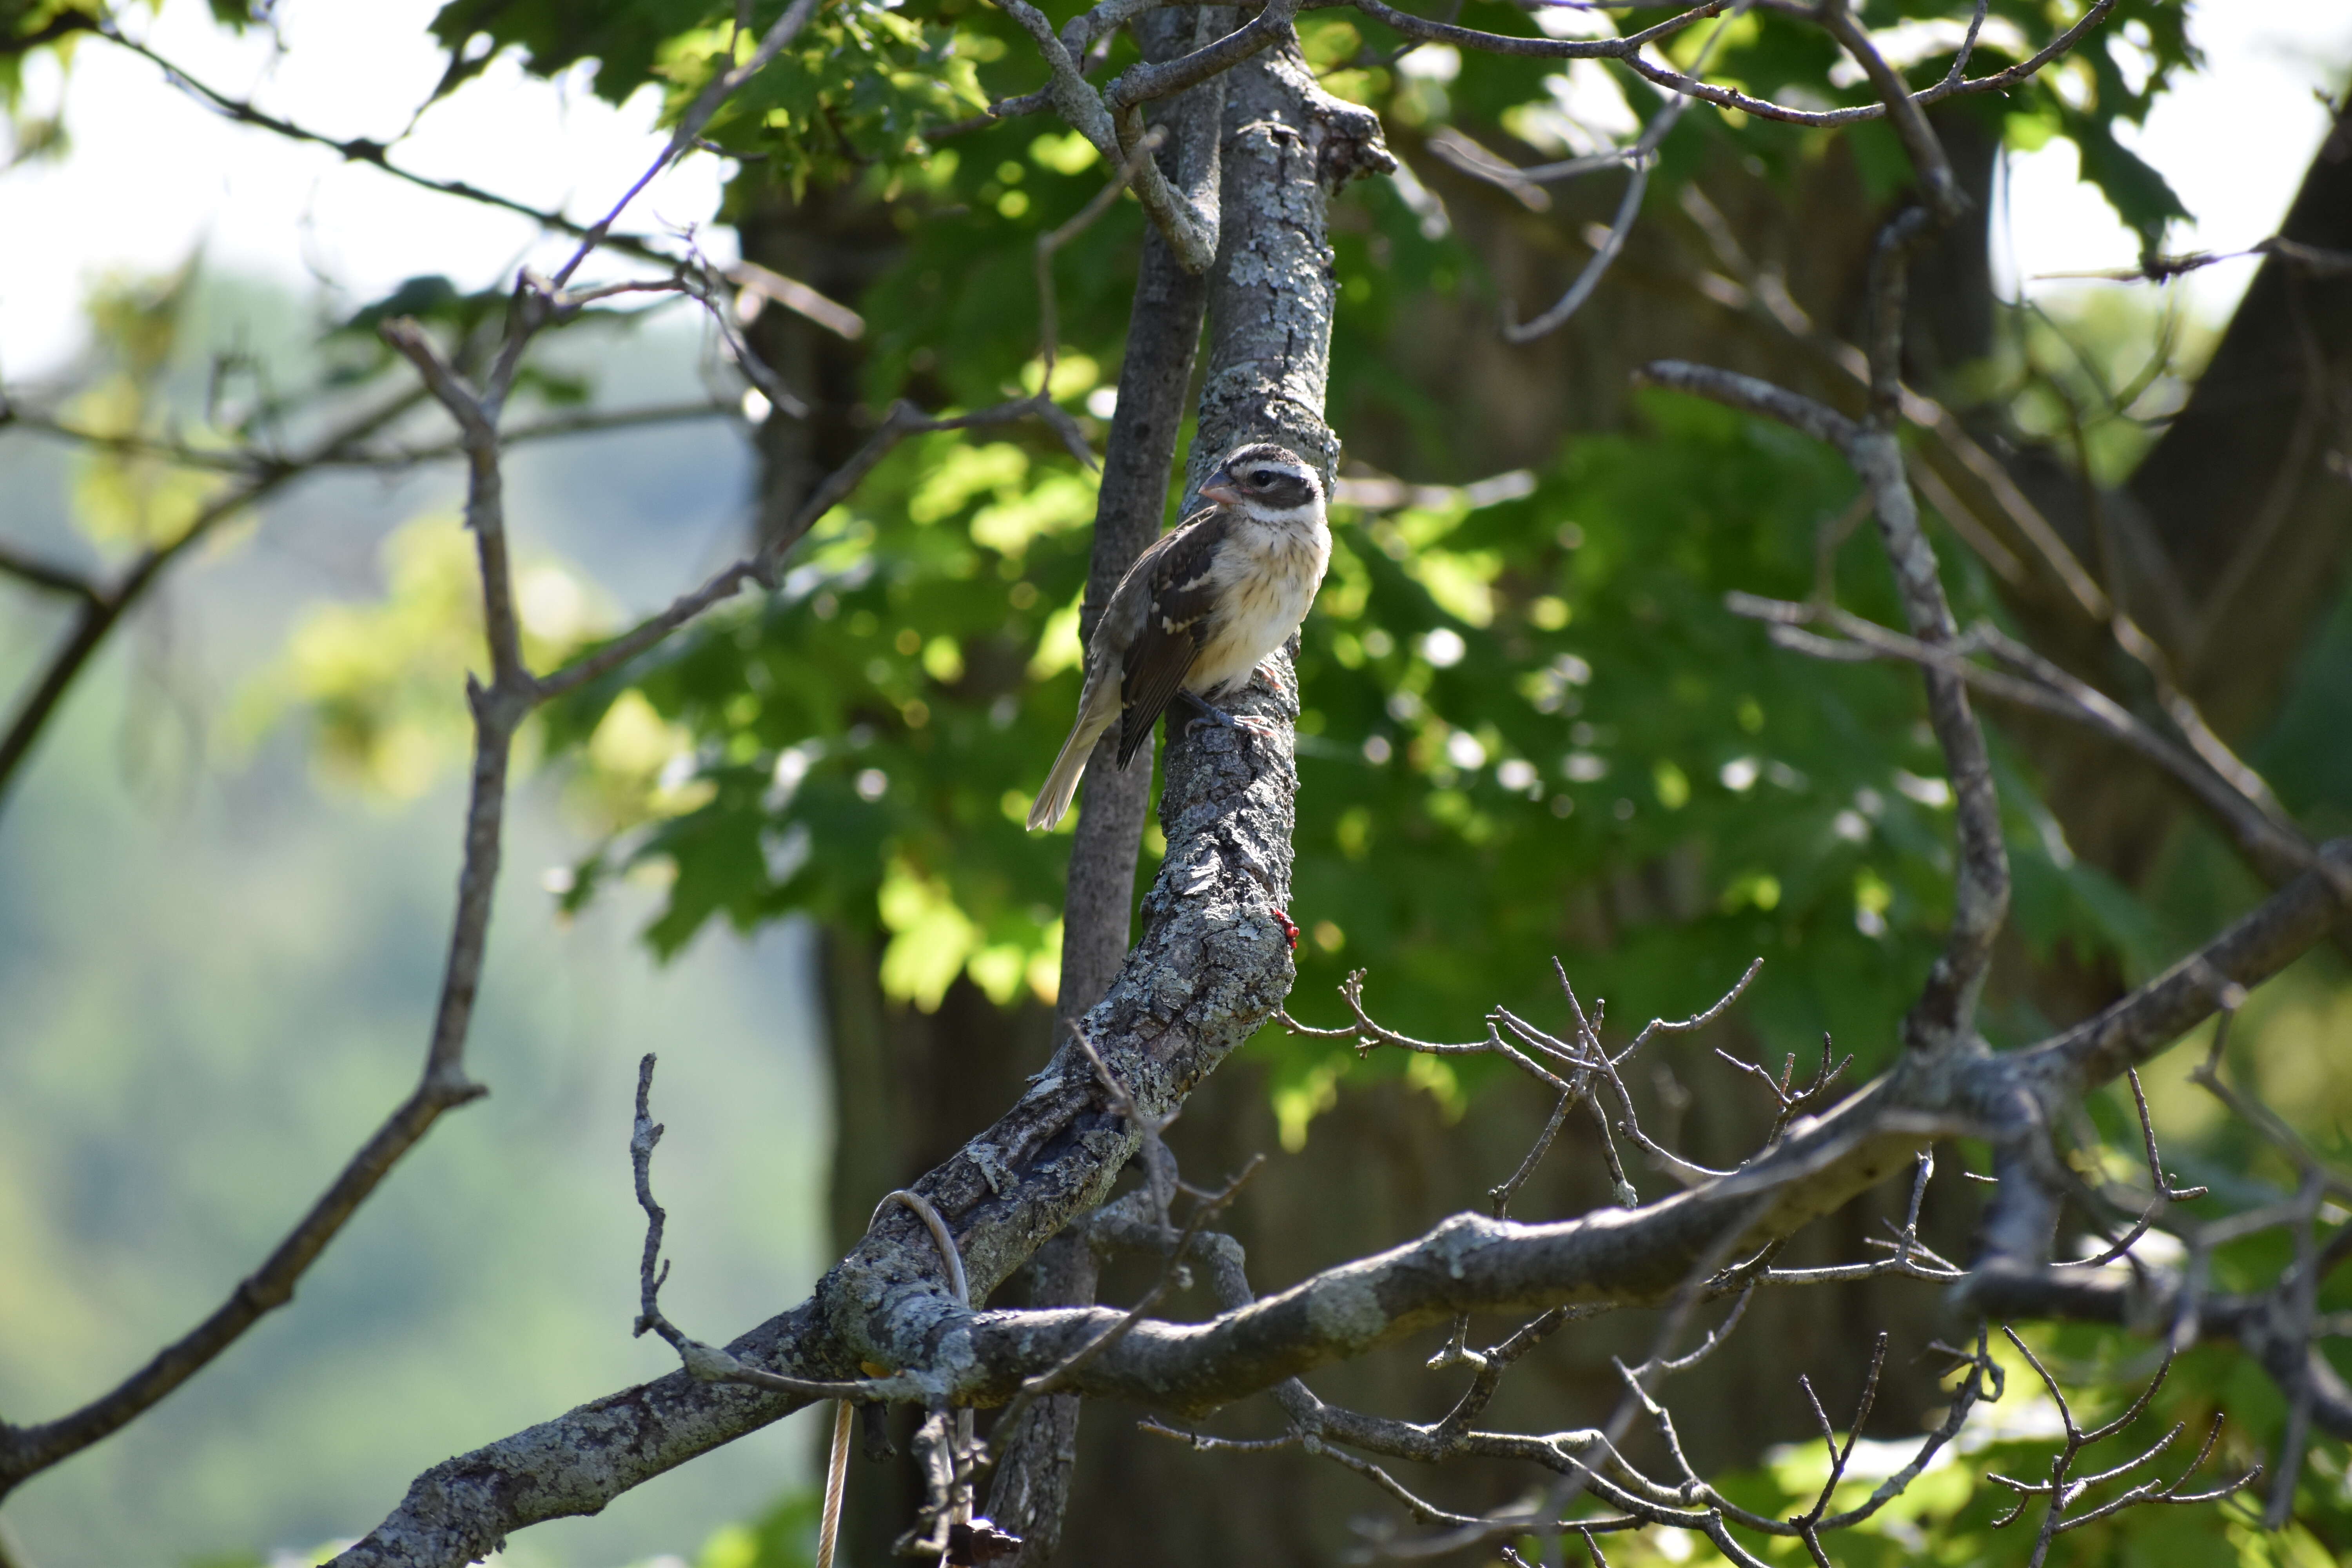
xmin=1027 ymin=441 xmax=1331 ymax=833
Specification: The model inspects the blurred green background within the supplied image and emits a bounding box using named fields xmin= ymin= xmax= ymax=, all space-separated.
xmin=0 ymin=303 xmax=836 ymax=1568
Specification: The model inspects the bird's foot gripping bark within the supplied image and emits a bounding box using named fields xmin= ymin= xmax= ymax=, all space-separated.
xmin=1176 ymin=687 xmax=1283 ymax=747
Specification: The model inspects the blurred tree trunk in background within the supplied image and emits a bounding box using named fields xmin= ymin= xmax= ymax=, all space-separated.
xmin=736 ymin=185 xmax=1038 ymax=1561
xmin=735 ymin=97 xmax=2350 ymax=1563
xmin=2015 ymin=102 xmax=2352 ymax=894
xmin=820 ymin=932 xmax=1049 ymax=1564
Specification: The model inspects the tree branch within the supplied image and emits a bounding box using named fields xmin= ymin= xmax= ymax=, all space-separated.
xmin=1056 ymin=6 xmax=1224 ymax=1038
xmin=0 ymin=15 xmax=852 ymax=1458
xmin=316 ymin=794 xmax=2348 ymax=1564
xmin=92 ymin=22 xmax=858 ymax=336
xmin=12 ymin=398 xmax=738 ymax=476
xmin=0 ymin=385 xmax=430 ymax=815
xmin=0 ymin=538 xmax=101 ymax=602
xmin=1725 ymin=595 xmax=2324 ymax=886
xmin=1616 ymin=0 xmax=2118 ymax=129
xmin=1499 ymin=0 xmax=1753 ymax=343
xmin=1638 ymin=309 xmax=2012 ymax=1057
xmin=994 ymin=0 xmax=1223 ymax=272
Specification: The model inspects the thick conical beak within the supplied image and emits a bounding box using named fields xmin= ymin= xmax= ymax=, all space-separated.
xmin=1198 ymin=467 xmax=1241 ymax=506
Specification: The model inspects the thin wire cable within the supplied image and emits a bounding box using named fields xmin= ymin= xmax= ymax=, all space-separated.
xmin=813 ymin=1397 xmax=855 ymax=1568
xmin=812 ymin=1188 xmax=973 ymax=1568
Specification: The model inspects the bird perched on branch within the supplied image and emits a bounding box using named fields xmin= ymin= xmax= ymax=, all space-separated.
xmin=1027 ymin=442 xmax=1330 ymax=833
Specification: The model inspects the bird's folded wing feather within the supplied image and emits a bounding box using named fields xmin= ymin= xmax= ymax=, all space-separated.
xmin=1116 ymin=508 xmax=1227 ymax=769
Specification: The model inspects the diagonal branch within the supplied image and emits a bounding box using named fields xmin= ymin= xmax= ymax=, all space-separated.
xmin=313 ymin=801 xmax=2347 ymax=1566
xmin=0 ymin=1051 xmax=490 ymax=1498
xmin=1055 ymin=4 xmax=1226 ymax=1039
xmin=548 ymin=0 xmax=827 ymax=291
xmin=1817 ymin=0 xmax=1964 ymax=222
xmin=0 ymin=538 xmax=101 ymax=602
xmin=1500 ymin=0 xmax=1754 ymax=343
xmin=1639 ymin=334 xmax=2009 ymax=1054
xmin=91 ymin=22 xmax=858 ymax=337
xmin=0 ymin=384 xmax=430 ymax=815
xmin=1724 ymin=595 xmax=2324 ymax=886
xmin=1616 ymin=0 xmax=2119 ymax=129
xmin=13 ymin=398 xmax=738 ymax=476
xmin=0 ymin=11 xmax=870 ymax=1460
xmin=992 ymin=0 xmax=1224 ymax=271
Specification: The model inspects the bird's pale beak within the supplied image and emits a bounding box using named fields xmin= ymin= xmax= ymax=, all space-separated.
xmin=1199 ymin=469 xmax=1242 ymax=506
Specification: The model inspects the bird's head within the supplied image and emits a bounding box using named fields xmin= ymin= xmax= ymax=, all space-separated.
xmin=1200 ymin=443 xmax=1323 ymax=521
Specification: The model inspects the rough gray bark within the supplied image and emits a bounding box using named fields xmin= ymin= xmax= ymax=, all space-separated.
xmin=314 ymin=34 xmax=2352 ymax=1568
xmin=1187 ymin=44 xmax=1390 ymax=495
xmin=933 ymin=840 xmax=2352 ymax=1413
xmin=1053 ymin=6 xmax=1227 ymax=1039
xmin=1009 ymin=22 xmax=1222 ymax=1558
xmin=979 ymin=1232 xmax=1101 ymax=1563
xmin=324 ymin=576 xmax=1310 ymax=1568
xmin=815 ymin=41 xmax=1384 ymax=1381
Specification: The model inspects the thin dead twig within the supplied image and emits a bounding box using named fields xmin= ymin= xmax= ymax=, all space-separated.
xmin=1725 ymin=592 xmax=2325 ymax=888
xmin=627 ymin=1054 xmax=898 ymax=1403
xmin=1502 ymin=0 xmax=1756 ymax=343
xmin=548 ymin=0 xmax=826 ymax=292
xmin=1987 ymin=1331 xmax=2258 ymax=1563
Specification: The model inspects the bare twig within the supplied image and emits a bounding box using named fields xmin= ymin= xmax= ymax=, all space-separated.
xmin=991 ymin=1158 xmax=1265 ymax=1451
xmin=1722 ymin=595 xmax=2325 ymax=887
xmin=1987 ymin=1332 xmax=2257 ymax=1564
xmin=90 ymin=22 xmax=855 ymax=336
xmin=14 ymin=398 xmax=738 ymax=475
xmin=2036 ymin=233 xmax=2352 ymax=284
xmin=1071 ymin=1018 xmax=1182 ymax=1232
xmin=0 ymin=539 xmax=100 ymax=601
xmin=990 ymin=0 xmax=1219 ymax=272
xmin=0 ymin=53 xmax=927 ymax=1475
xmin=1502 ymin=0 xmax=1755 ymax=343
xmin=548 ymin=0 xmax=826 ymax=290
xmin=1639 ymin=299 xmax=2010 ymax=1056
xmin=1620 ymin=0 xmax=2118 ymax=128
xmin=0 ymin=343 xmax=520 ymax=1498
xmin=0 ymin=385 xmax=429 ymax=813
xmin=628 ymin=1054 xmax=898 ymax=1403
xmin=1818 ymin=1 xmax=1964 ymax=222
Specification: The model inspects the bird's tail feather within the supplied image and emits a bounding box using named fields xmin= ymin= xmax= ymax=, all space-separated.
xmin=1027 ymin=731 xmax=1094 ymax=831
xmin=1028 ymin=681 xmax=1120 ymax=831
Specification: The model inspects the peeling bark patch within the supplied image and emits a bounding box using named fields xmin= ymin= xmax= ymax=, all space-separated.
xmin=1304 ymin=1269 xmax=1389 ymax=1351
xmin=967 ymin=1143 xmax=1014 ymax=1196
xmin=1426 ymin=1212 xmax=1502 ymax=1279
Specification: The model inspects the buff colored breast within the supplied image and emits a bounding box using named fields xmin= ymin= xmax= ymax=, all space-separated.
xmin=1186 ymin=512 xmax=1332 ymax=696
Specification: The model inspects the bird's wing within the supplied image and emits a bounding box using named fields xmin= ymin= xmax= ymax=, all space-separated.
xmin=1089 ymin=502 xmax=1206 ymax=659
xmin=1116 ymin=507 xmax=1227 ymax=769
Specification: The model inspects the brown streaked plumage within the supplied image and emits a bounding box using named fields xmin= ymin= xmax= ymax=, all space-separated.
xmin=1027 ymin=443 xmax=1330 ymax=832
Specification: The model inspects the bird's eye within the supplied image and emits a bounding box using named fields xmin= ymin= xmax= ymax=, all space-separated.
xmin=1250 ymin=470 xmax=1277 ymax=486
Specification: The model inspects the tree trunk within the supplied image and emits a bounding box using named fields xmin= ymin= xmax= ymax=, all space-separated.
xmin=2009 ymin=98 xmax=2352 ymax=889
xmin=735 ymin=178 xmax=1063 ymax=1563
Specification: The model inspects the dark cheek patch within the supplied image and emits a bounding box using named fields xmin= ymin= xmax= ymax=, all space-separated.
xmin=1262 ymin=475 xmax=1316 ymax=510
